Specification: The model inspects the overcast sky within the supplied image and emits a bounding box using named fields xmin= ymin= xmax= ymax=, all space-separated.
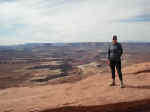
xmin=0 ymin=0 xmax=150 ymax=45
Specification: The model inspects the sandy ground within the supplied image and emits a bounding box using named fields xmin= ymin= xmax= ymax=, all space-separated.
xmin=0 ymin=62 xmax=150 ymax=112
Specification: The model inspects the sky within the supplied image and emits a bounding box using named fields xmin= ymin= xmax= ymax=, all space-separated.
xmin=0 ymin=0 xmax=150 ymax=45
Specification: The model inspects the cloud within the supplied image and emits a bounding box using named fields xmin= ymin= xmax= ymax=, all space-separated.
xmin=0 ymin=0 xmax=150 ymax=45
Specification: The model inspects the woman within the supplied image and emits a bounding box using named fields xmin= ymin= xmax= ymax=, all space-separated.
xmin=107 ymin=35 xmax=124 ymax=88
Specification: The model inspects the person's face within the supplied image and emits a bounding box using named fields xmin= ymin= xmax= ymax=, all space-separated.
xmin=112 ymin=39 xmax=117 ymax=44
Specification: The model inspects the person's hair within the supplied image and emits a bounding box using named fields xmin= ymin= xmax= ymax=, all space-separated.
xmin=113 ymin=35 xmax=117 ymax=40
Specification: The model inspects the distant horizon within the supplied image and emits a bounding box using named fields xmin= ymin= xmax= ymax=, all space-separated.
xmin=1 ymin=41 xmax=150 ymax=46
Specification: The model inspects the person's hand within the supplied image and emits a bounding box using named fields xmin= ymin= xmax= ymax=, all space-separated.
xmin=106 ymin=60 xmax=110 ymax=65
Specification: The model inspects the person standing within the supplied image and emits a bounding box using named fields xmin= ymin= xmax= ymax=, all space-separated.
xmin=107 ymin=35 xmax=124 ymax=88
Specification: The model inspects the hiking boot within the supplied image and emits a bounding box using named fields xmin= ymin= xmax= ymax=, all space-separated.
xmin=120 ymin=81 xmax=125 ymax=88
xmin=109 ymin=81 xmax=115 ymax=86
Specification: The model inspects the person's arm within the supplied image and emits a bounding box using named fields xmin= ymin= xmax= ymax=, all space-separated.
xmin=107 ymin=45 xmax=110 ymax=64
xmin=118 ymin=43 xmax=123 ymax=56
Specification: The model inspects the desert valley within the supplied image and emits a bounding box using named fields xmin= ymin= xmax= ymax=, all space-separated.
xmin=0 ymin=42 xmax=150 ymax=112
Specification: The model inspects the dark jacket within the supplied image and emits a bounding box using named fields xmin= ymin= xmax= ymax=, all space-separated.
xmin=107 ymin=42 xmax=123 ymax=61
